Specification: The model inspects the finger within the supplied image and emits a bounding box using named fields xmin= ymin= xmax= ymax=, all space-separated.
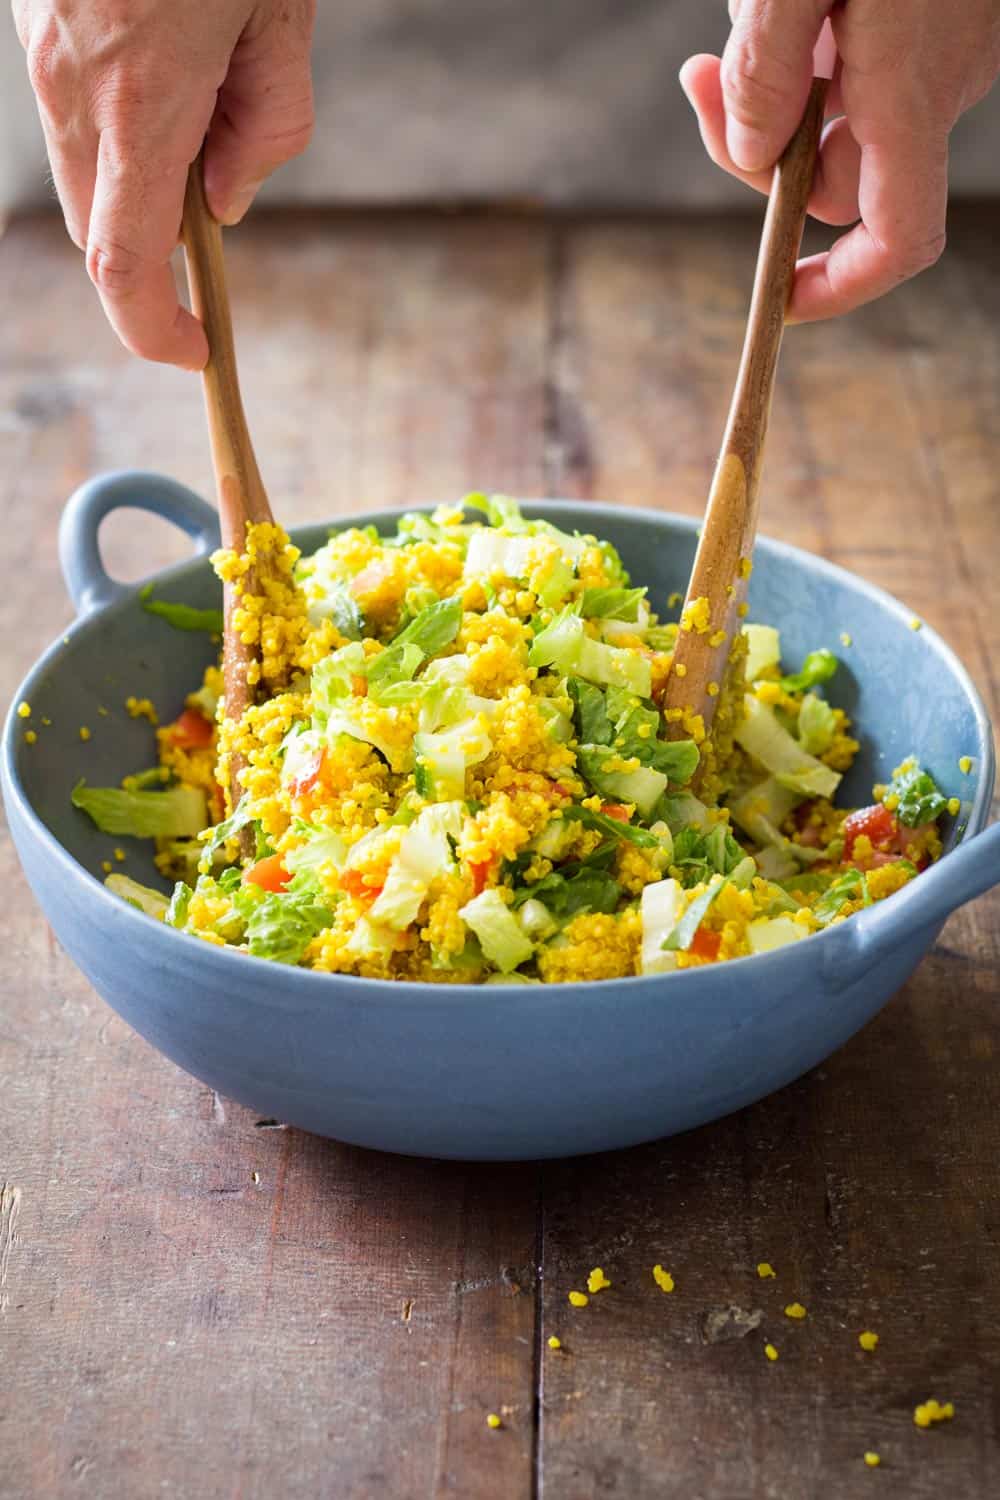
xmin=39 ymin=116 xmax=98 ymax=250
xmin=720 ymin=0 xmax=831 ymax=171
xmin=202 ymin=3 xmax=316 ymax=225
xmin=681 ymin=56 xmax=862 ymax=226
xmin=789 ymin=133 xmax=949 ymax=322
xmin=86 ymin=129 xmax=209 ymax=369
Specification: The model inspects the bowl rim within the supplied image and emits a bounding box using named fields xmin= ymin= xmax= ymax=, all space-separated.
xmin=3 ymin=498 xmax=995 ymax=1002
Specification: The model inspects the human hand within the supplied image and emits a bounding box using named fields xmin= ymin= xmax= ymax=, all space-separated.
xmin=680 ymin=1 xmax=1000 ymax=321
xmin=13 ymin=0 xmax=316 ymax=367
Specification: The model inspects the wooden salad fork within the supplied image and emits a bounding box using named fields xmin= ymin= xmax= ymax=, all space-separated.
xmin=663 ymin=23 xmax=835 ymax=743
xmin=182 ymin=154 xmax=276 ymax=848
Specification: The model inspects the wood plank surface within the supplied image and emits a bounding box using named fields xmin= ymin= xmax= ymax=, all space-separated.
xmin=1 ymin=206 xmax=998 ymax=1500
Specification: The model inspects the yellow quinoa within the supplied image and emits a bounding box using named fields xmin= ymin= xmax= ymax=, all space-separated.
xmin=125 ymin=696 xmax=159 ymax=726
xmin=764 ymin=1343 xmax=779 ymax=1362
xmin=652 ymin=1265 xmax=675 ymax=1294
xmin=858 ymin=1331 xmax=879 ymax=1352
xmin=486 ymin=1413 xmax=502 ymax=1430
xmin=16 ymin=701 xmax=31 ymax=719
xmin=959 ymin=756 xmax=973 ymax=774
xmin=863 ymin=1453 xmax=881 ymax=1468
xmin=78 ymin=726 xmax=91 ymax=742
xmin=840 ymin=632 xmax=853 ymax=647
xmin=24 ymin=729 xmax=37 ymax=744
xmin=756 ymin=1262 xmax=776 ymax=1279
xmin=547 ymin=1336 xmax=562 ymax=1351
xmin=568 ymin=1291 xmax=589 ymax=1309
xmin=586 ymin=1268 xmax=611 ymax=1294
xmin=913 ymin=1400 xmax=954 ymax=1429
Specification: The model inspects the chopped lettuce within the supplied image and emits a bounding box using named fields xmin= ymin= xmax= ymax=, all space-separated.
xmin=662 ymin=876 xmax=727 ymax=952
xmin=576 ymin=749 xmax=667 ymax=817
xmin=529 ymin=609 xmax=652 ymax=697
xmin=458 ymin=889 xmax=534 ymax=972
xmin=797 ymin=693 xmax=837 ymax=755
xmin=393 ymin=596 xmax=462 ymax=657
xmin=747 ymin=915 xmax=808 ymax=953
xmin=640 ymin=879 xmax=683 ymax=975
xmin=165 ymin=881 xmax=192 ymax=928
xmin=512 ymin=866 xmax=620 ymax=922
xmin=743 ymin=623 xmax=782 ymax=681
xmin=140 ymin=590 xmax=223 ymax=633
xmin=558 ymin=804 xmax=663 ymax=849
xmin=104 ymin=873 xmax=169 ymax=919
xmin=72 ymin=780 xmax=207 ymax=839
xmin=813 ymin=868 xmax=870 ymax=924
xmin=200 ymin=796 xmax=256 ymax=860
xmin=780 ymin=648 xmax=838 ymax=694
xmin=245 ymin=889 xmax=333 ymax=965
xmin=580 ymin=586 xmax=646 ymax=621
xmin=366 ymin=641 xmax=424 ymax=698
xmin=734 ymin=696 xmax=841 ymax=800
xmin=670 ymin=824 xmax=749 ymax=889
xmin=884 ymin=759 xmax=948 ymax=828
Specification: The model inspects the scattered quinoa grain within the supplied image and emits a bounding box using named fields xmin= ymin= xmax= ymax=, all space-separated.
xmin=16 ymin=702 xmax=31 ymax=719
xmin=568 ymin=1291 xmax=589 ymax=1308
xmin=548 ymin=1336 xmax=562 ymax=1351
xmin=24 ymin=729 xmax=37 ymax=744
xmin=784 ymin=1302 xmax=807 ymax=1320
xmin=125 ymin=696 xmax=159 ymax=725
xmin=757 ymin=1262 xmax=776 ymax=1279
xmin=764 ymin=1343 xmax=779 ymax=1362
xmin=667 ymin=591 xmax=682 ymax=609
xmin=587 ymin=1268 xmax=611 ymax=1294
xmin=840 ymin=632 xmax=853 ymax=647
xmin=864 ymin=1453 xmax=881 ymax=1468
xmin=101 ymin=860 xmax=113 ymax=874
xmin=909 ymin=617 xmax=922 ymax=631
xmin=947 ymin=797 xmax=961 ymax=817
xmin=914 ymin=1400 xmax=954 ymax=1429
xmin=737 ymin=602 xmax=749 ymax=618
xmin=114 ymin=848 xmax=126 ymax=862
xmin=486 ymin=1413 xmax=502 ymax=1430
xmin=79 ymin=726 xmax=91 ymax=742
xmin=859 ymin=1331 xmax=879 ymax=1352
xmin=673 ymin=662 xmax=687 ymax=678
xmin=41 ymin=716 xmax=51 ymax=726
xmin=707 ymin=681 xmax=720 ymax=697
xmin=959 ymin=756 xmax=973 ymax=775
xmin=652 ymin=1265 xmax=675 ymax=1294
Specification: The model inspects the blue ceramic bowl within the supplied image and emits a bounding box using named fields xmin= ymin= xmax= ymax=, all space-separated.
xmin=3 ymin=472 xmax=999 ymax=1159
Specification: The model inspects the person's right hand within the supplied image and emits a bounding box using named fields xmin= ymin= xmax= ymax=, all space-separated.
xmin=13 ymin=0 xmax=316 ymax=368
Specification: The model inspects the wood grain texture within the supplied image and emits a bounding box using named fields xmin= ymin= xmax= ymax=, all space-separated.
xmin=1 ymin=207 xmax=998 ymax=1500
xmin=665 ymin=78 xmax=827 ymax=733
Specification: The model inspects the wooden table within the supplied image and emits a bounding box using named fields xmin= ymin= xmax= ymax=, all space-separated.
xmin=1 ymin=207 xmax=998 ymax=1500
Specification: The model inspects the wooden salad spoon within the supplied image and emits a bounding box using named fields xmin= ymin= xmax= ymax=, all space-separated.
xmin=663 ymin=24 xmax=836 ymax=745
xmin=181 ymin=155 xmax=275 ymax=849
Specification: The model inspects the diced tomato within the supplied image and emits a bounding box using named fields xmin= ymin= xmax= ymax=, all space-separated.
xmin=338 ymin=868 xmax=383 ymax=903
xmin=469 ymin=860 xmax=492 ymax=896
xmin=350 ymin=674 xmax=368 ymax=697
xmin=550 ymin=781 xmax=575 ymax=800
xmin=349 ymin=561 xmax=395 ymax=598
xmin=601 ymin=803 xmax=631 ymax=823
xmin=243 ymin=855 xmax=291 ymax=893
xmin=169 ymin=707 xmax=214 ymax=750
xmin=288 ymin=749 xmax=326 ymax=799
xmin=689 ymin=927 xmax=722 ymax=961
xmin=842 ymin=803 xmax=898 ymax=862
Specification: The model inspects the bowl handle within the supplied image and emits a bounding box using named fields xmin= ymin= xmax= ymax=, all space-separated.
xmin=59 ymin=471 xmax=221 ymax=616
xmin=823 ymin=822 xmax=1000 ymax=987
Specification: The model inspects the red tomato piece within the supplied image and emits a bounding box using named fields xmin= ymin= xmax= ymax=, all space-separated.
xmin=689 ymin=927 xmax=722 ymax=962
xmin=842 ymin=804 xmax=897 ymax=861
xmin=469 ymin=860 xmax=492 ymax=897
xmin=350 ymin=675 xmax=369 ymax=698
xmin=243 ymin=855 xmax=291 ymax=893
xmin=349 ymin=561 xmax=395 ymax=598
xmin=288 ymin=750 xmax=325 ymax=799
xmin=600 ymin=803 xmax=631 ymax=822
xmin=170 ymin=707 xmax=214 ymax=750
xmin=338 ymin=868 xmax=383 ymax=903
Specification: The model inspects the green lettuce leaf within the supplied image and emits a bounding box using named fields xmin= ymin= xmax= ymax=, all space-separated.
xmin=513 ymin=867 xmax=620 ymax=920
xmin=886 ymin=760 xmax=948 ymax=828
xmin=662 ymin=877 xmax=728 ymax=952
xmin=780 ymin=648 xmax=838 ymax=694
xmin=245 ymin=889 xmax=334 ymax=965
xmin=557 ymin=804 xmax=662 ymax=848
xmin=393 ymin=596 xmax=463 ymax=657
xmin=140 ymin=588 xmax=223 ymax=633
xmin=797 ymin=692 xmax=837 ymax=755
xmin=580 ymin=587 xmax=646 ymax=620
xmin=72 ymin=781 xmax=207 ymax=839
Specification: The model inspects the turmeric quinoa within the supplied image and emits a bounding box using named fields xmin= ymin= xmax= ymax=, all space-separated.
xmin=72 ymin=496 xmax=952 ymax=982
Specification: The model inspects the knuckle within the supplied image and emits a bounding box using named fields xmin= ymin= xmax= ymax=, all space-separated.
xmin=86 ymin=239 xmax=142 ymax=297
xmin=720 ymin=42 xmax=788 ymax=123
xmin=888 ymin=228 xmax=947 ymax=280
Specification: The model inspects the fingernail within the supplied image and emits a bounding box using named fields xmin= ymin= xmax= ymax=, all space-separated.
xmin=725 ymin=119 xmax=772 ymax=173
xmin=220 ymin=180 xmax=265 ymax=227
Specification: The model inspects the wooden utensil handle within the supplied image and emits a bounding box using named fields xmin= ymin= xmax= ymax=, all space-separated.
xmin=182 ymin=157 xmax=274 ymax=549
xmin=664 ymin=79 xmax=828 ymax=744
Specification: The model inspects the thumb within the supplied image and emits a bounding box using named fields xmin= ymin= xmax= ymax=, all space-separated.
xmin=720 ymin=0 xmax=830 ymax=172
xmin=202 ymin=1 xmax=316 ymax=225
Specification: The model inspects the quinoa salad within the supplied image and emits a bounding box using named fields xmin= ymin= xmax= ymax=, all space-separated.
xmin=69 ymin=496 xmax=955 ymax=983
